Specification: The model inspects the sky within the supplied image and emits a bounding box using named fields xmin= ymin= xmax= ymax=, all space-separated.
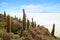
xmin=0 ymin=0 xmax=60 ymax=37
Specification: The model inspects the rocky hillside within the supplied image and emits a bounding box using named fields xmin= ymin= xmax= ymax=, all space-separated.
xmin=0 ymin=11 xmax=60 ymax=40
xmin=21 ymin=26 xmax=60 ymax=40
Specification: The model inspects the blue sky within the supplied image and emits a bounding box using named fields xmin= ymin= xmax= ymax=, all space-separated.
xmin=0 ymin=0 xmax=60 ymax=37
xmin=0 ymin=0 xmax=60 ymax=13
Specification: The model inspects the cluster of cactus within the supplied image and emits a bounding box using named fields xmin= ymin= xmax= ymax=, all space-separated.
xmin=22 ymin=9 xmax=37 ymax=31
xmin=31 ymin=18 xmax=36 ymax=27
xmin=3 ymin=9 xmax=37 ymax=38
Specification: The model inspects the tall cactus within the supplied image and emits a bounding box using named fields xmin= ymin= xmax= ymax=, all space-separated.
xmin=23 ymin=9 xmax=26 ymax=30
xmin=6 ymin=15 xmax=11 ymax=33
xmin=4 ymin=11 xmax=6 ymax=17
xmin=15 ymin=15 xmax=16 ymax=18
xmin=51 ymin=24 xmax=55 ymax=36
xmin=27 ymin=19 xmax=30 ymax=30
xmin=10 ymin=17 xmax=12 ymax=32
xmin=34 ymin=21 xmax=36 ymax=27
xmin=31 ymin=18 xmax=34 ymax=27
xmin=4 ymin=11 xmax=6 ymax=22
xmin=37 ymin=24 xmax=40 ymax=27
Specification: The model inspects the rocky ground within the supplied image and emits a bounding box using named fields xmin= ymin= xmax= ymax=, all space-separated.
xmin=21 ymin=26 xmax=60 ymax=40
xmin=0 ymin=25 xmax=60 ymax=40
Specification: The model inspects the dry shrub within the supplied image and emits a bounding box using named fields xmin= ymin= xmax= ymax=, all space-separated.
xmin=27 ymin=34 xmax=34 ymax=40
xmin=30 ymin=30 xmax=37 ymax=38
xmin=9 ymin=32 xmax=14 ymax=39
xmin=2 ymin=32 xmax=11 ymax=40
xmin=0 ymin=30 xmax=2 ymax=38
xmin=34 ymin=28 xmax=42 ymax=35
xmin=9 ymin=32 xmax=20 ymax=39
xmin=13 ymin=34 xmax=20 ymax=39
xmin=22 ymin=30 xmax=28 ymax=36
xmin=34 ymin=34 xmax=42 ymax=40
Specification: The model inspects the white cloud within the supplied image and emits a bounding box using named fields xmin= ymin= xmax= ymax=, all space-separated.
xmin=20 ymin=4 xmax=60 ymax=13
xmin=2 ymin=4 xmax=60 ymax=16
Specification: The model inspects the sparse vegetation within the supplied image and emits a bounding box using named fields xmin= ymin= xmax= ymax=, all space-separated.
xmin=0 ymin=9 xmax=60 ymax=40
xmin=2 ymin=32 xmax=11 ymax=40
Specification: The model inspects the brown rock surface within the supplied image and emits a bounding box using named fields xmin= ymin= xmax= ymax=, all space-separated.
xmin=22 ymin=26 xmax=60 ymax=40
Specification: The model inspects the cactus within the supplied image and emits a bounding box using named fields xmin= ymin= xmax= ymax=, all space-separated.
xmin=37 ymin=24 xmax=40 ymax=27
xmin=6 ymin=15 xmax=11 ymax=33
xmin=34 ymin=21 xmax=36 ymax=27
xmin=4 ymin=11 xmax=6 ymax=22
xmin=31 ymin=18 xmax=34 ymax=27
xmin=10 ymin=17 xmax=12 ymax=32
xmin=27 ymin=19 xmax=30 ymax=30
xmin=51 ymin=24 xmax=55 ymax=36
xmin=23 ymin=9 xmax=26 ymax=30
xmin=4 ymin=11 xmax=6 ymax=17
xmin=20 ymin=29 xmax=23 ymax=37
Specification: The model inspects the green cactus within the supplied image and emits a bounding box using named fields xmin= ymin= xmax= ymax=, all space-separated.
xmin=31 ymin=18 xmax=34 ymax=27
xmin=34 ymin=21 xmax=36 ymax=27
xmin=4 ymin=11 xmax=6 ymax=22
xmin=27 ymin=19 xmax=30 ymax=30
xmin=51 ymin=24 xmax=55 ymax=36
xmin=6 ymin=15 xmax=11 ymax=33
xmin=23 ymin=9 xmax=26 ymax=30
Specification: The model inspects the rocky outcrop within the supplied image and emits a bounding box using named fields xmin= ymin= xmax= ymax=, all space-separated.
xmin=11 ymin=19 xmax=22 ymax=34
xmin=22 ymin=26 xmax=59 ymax=40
